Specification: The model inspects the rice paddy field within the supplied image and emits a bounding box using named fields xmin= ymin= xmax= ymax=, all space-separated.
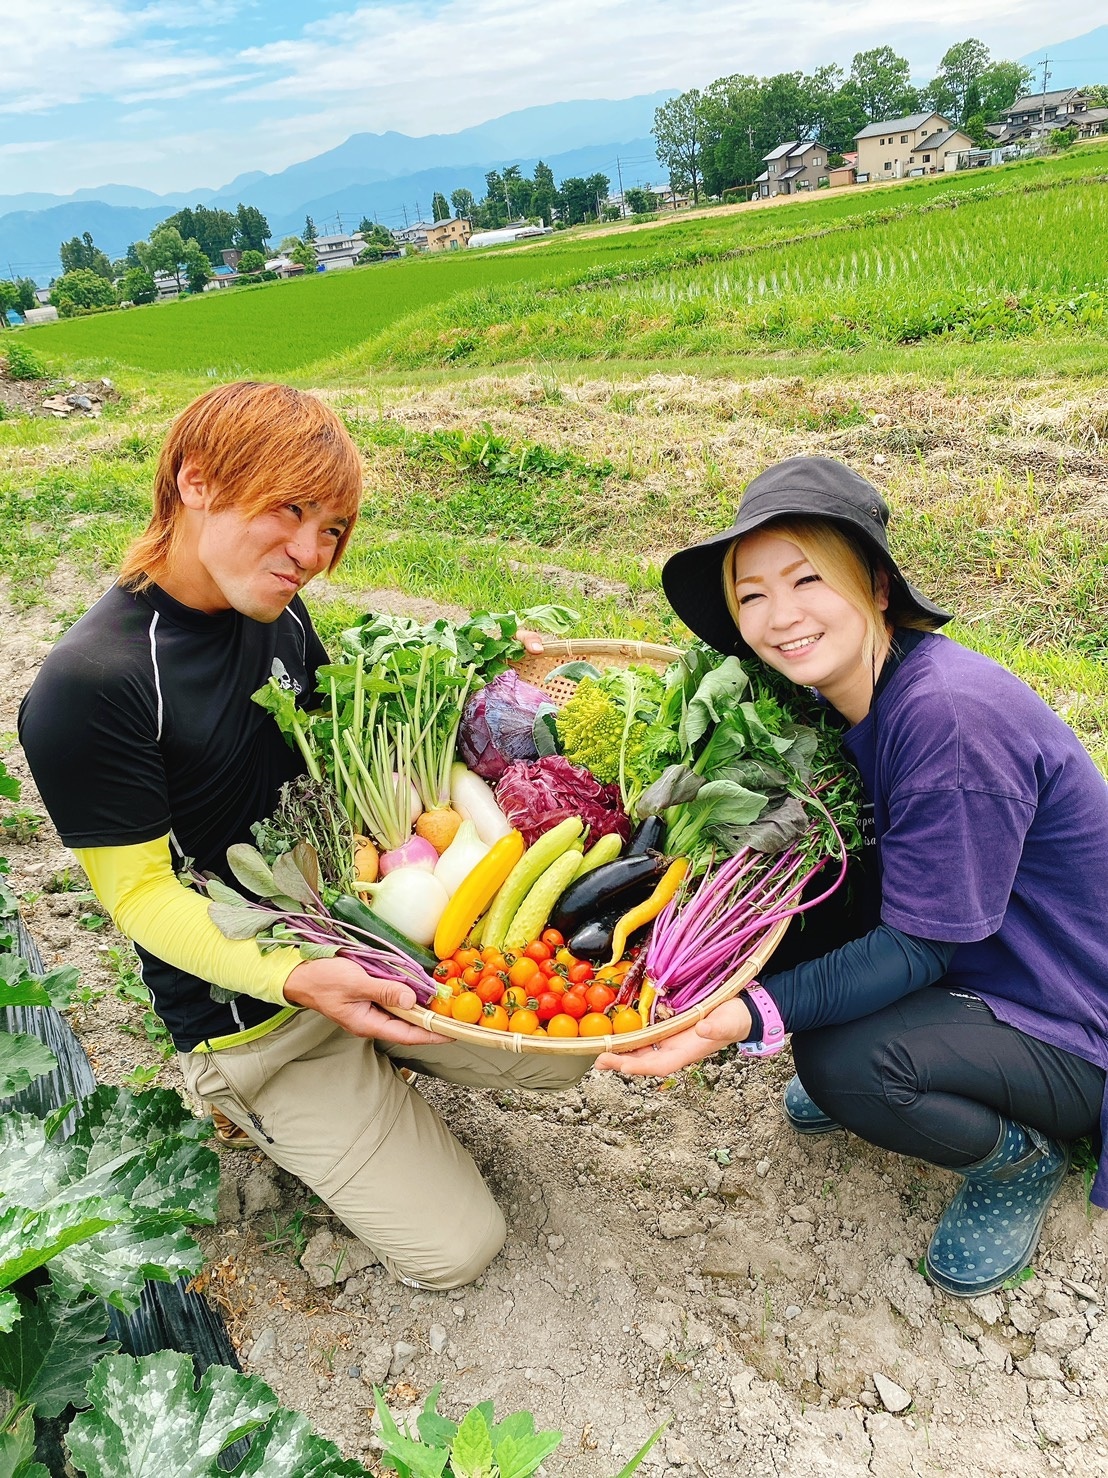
xmin=3 ymin=137 xmax=1108 ymax=1478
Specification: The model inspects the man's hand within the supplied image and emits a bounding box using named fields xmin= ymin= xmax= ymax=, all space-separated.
xmin=284 ymin=957 xmax=450 ymax=1044
xmin=593 ymin=995 xmax=754 ymax=1077
xmin=517 ymin=628 xmax=545 ymax=655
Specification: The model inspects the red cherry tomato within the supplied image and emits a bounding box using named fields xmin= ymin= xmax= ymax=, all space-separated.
xmin=475 ymin=975 xmax=506 ymax=1004
xmin=584 ymin=982 xmax=617 ymax=1013
xmin=559 ymin=991 xmax=587 ymax=1020
xmin=540 ymin=928 xmax=565 ymax=949
xmin=567 ymin=961 xmax=595 ymax=986
xmin=535 ymin=991 xmax=563 ymax=1022
xmin=433 ymin=959 xmax=461 ymax=982
xmin=524 ymin=940 xmax=552 ymax=964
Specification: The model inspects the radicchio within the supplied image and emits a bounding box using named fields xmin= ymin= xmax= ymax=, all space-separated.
xmin=495 ymin=755 xmax=632 ymax=851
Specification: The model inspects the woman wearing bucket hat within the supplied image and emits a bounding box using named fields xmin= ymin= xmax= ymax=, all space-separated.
xmin=599 ymin=455 xmax=1108 ymax=1298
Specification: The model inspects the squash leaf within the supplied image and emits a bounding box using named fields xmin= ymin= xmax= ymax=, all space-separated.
xmin=0 ymin=1031 xmax=58 ymax=1099
xmin=0 ymin=1286 xmax=117 ymax=1419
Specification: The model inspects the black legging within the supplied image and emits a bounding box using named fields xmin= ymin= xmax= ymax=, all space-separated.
xmin=791 ymin=986 xmax=1105 ymax=1168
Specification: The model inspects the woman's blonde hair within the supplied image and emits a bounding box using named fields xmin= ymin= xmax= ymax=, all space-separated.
xmin=119 ymin=381 xmax=363 ymax=591
xmin=722 ymin=517 xmax=939 ymax=670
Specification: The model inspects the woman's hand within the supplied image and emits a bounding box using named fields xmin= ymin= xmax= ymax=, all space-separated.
xmin=517 ymin=629 xmax=545 ymax=655
xmin=284 ymin=957 xmax=451 ymax=1045
xmin=594 ymin=994 xmax=753 ymax=1076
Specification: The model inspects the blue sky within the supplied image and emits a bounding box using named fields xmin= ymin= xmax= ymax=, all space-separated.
xmin=2 ymin=1 xmax=1105 ymax=196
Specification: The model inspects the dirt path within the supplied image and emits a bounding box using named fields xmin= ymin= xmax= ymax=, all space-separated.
xmin=3 ymin=569 xmax=1106 ymax=1478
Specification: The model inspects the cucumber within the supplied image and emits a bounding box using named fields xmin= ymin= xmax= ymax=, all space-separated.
xmin=329 ymin=895 xmax=438 ymax=971
xmin=481 ymin=816 xmax=584 ymax=950
xmin=568 ymin=831 xmax=623 ymax=883
xmin=503 ymin=850 xmax=584 ymax=952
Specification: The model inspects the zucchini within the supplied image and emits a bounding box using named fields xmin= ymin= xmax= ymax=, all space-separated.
xmin=503 ymin=850 xmax=583 ymax=952
xmin=481 ymin=816 xmax=584 ymax=949
xmin=548 ymin=852 xmax=668 ymax=935
xmin=329 ymin=895 xmax=438 ymax=971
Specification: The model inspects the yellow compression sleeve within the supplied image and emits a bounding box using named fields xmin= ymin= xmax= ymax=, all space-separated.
xmin=75 ymin=836 xmax=301 ymax=1008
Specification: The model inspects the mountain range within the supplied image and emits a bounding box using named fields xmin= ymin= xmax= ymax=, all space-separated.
xmin=1 ymin=94 xmax=671 ymax=283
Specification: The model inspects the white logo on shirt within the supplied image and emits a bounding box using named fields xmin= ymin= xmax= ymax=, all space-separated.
xmin=270 ymin=657 xmax=303 ymax=696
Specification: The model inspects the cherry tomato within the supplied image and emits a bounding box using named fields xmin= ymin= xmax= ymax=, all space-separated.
xmin=567 ymin=961 xmax=595 ymax=986
xmin=452 ymin=990 xmax=483 ymax=1025
xmin=594 ymin=965 xmax=622 ymax=985
xmin=540 ymin=928 xmax=565 ymax=949
xmin=502 ymin=985 xmax=534 ymax=1014
xmin=480 ymin=948 xmax=508 ymax=971
xmin=508 ymin=956 xmax=540 ymax=989
xmin=559 ymin=991 xmax=587 ymax=1020
xmin=611 ymin=1006 xmax=645 ymax=1034
xmin=475 ymin=975 xmax=505 ymax=1005
xmin=535 ymin=991 xmax=563 ymax=1023
xmin=554 ymin=947 xmax=576 ymax=969
xmin=461 ymin=964 xmax=484 ymax=989
xmin=433 ymin=959 xmax=461 ymax=982
xmin=453 ymin=948 xmax=481 ymax=970
xmin=524 ymin=940 xmax=552 ymax=964
xmin=584 ymin=982 xmax=617 ymax=1013
xmin=579 ymin=1012 xmax=612 ymax=1037
xmin=428 ymin=989 xmax=455 ymax=1016
xmin=508 ymin=1008 xmax=541 ymax=1035
xmin=546 ymin=1014 xmax=580 ymax=1038
xmin=480 ymin=1003 xmax=510 ymax=1031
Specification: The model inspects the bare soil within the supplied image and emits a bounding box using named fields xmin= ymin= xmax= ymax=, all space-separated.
xmin=3 ymin=559 xmax=1106 ymax=1478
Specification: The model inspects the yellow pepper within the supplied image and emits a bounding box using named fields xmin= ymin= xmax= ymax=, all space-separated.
xmin=433 ymin=829 xmax=525 ymax=959
xmin=607 ymin=857 xmax=689 ymax=966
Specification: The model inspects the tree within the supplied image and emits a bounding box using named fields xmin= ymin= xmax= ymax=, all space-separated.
xmin=653 ymin=89 xmax=707 ymax=203
xmin=978 ymin=61 xmax=1034 ymax=118
xmin=137 ymin=226 xmax=210 ymax=293
xmin=624 ymin=187 xmax=658 ymax=214
xmin=119 ymin=266 xmax=156 ymax=305
xmin=555 ymin=176 xmax=591 ymax=224
xmin=237 ymin=249 xmax=266 ymax=275
xmin=850 ymin=47 xmax=919 ymax=122
xmin=928 ymin=38 xmax=990 ymax=124
xmin=290 ymin=240 xmax=317 ymax=270
xmin=59 ymin=231 xmax=113 ymax=280
xmin=482 ymin=172 xmax=509 ymax=228
xmin=162 ymin=205 xmax=237 ymax=265
xmin=431 ymin=191 xmax=450 ymax=222
xmin=450 ymin=188 xmax=477 ymax=220
xmin=0 ymin=280 xmax=21 ymax=326
xmin=531 ymin=161 xmax=556 ymax=225
xmin=584 ymin=172 xmax=611 ymax=218
xmin=1085 ymin=84 xmax=1108 ymax=108
xmin=50 ymin=267 xmax=116 ymax=315
xmin=233 ymin=204 xmax=271 ymax=254
xmin=303 ymin=216 xmax=317 ymax=242
xmin=13 ymin=277 xmax=37 ymax=311
xmin=961 ymin=113 xmax=995 ymax=149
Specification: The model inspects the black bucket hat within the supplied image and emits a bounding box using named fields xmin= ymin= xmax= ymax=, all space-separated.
xmin=661 ymin=455 xmax=953 ymax=655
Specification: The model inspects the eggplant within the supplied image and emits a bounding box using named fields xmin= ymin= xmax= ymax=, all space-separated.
xmin=627 ymin=815 xmax=666 ymax=856
xmin=569 ymin=908 xmax=650 ymax=962
xmin=548 ymin=851 xmax=669 ymax=935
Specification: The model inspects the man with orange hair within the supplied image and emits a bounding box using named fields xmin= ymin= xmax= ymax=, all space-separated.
xmin=20 ymin=381 xmax=582 ymax=1289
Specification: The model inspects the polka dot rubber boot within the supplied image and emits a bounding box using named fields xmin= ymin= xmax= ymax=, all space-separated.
xmin=924 ymin=1120 xmax=1070 ymax=1298
xmin=782 ymin=1074 xmax=841 ymax=1135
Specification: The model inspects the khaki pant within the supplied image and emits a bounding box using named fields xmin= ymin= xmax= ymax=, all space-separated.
xmin=179 ymin=1011 xmax=591 ymax=1288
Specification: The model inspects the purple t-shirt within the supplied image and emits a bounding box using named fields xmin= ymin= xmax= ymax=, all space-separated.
xmin=844 ymin=633 xmax=1108 ymax=1205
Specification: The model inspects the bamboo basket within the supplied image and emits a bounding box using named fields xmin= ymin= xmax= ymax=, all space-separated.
xmin=386 ymin=639 xmax=791 ymax=1055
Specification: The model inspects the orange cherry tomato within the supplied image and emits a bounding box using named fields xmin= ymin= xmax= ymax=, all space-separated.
xmin=502 ymin=985 xmax=533 ymax=1014
xmin=461 ymin=963 xmax=484 ymax=988
xmin=475 ymin=975 xmax=505 ymax=1005
xmin=567 ymin=961 xmax=595 ymax=986
xmin=508 ymin=956 xmax=540 ymax=989
xmin=540 ymin=928 xmax=564 ymax=949
xmin=559 ymin=991 xmax=587 ymax=1020
xmin=508 ymin=1008 xmax=541 ymax=1035
xmin=480 ymin=1003 xmax=510 ymax=1031
xmin=546 ymin=1014 xmax=580 ymax=1038
xmin=611 ymin=1006 xmax=645 ymax=1034
xmin=480 ymin=948 xmax=508 ymax=970
xmin=524 ymin=940 xmax=552 ymax=964
xmin=433 ymin=959 xmax=461 ymax=982
xmin=452 ymin=990 xmax=483 ymax=1025
xmin=584 ymin=982 xmax=616 ymax=1013
xmin=454 ymin=947 xmax=482 ymax=970
xmin=594 ymin=965 xmax=622 ymax=985
xmin=428 ymin=989 xmax=455 ymax=1016
xmin=579 ymin=1012 xmax=612 ymax=1037
xmin=554 ymin=947 xmax=576 ymax=969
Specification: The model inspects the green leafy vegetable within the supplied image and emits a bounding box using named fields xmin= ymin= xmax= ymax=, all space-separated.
xmin=339 ymin=606 xmax=577 ymax=679
xmin=0 ymin=1286 xmax=117 ymax=1420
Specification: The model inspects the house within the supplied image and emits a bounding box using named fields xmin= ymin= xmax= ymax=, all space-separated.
xmin=754 ymin=140 xmax=830 ymax=198
xmin=23 ymin=306 xmax=59 ymax=326
xmin=423 ymin=217 xmax=472 ymax=251
xmin=264 ymin=257 xmax=306 ymax=278
xmin=392 ymin=221 xmax=435 ymax=248
xmin=826 ymin=163 xmax=857 ymax=188
xmin=998 ymin=88 xmax=1091 ymax=142
xmin=313 ymin=231 xmax=365 ymax=271
xmin=1075 ymin=107 xmax=1108 ymax=139
xmin=221 ymin=248 xmax=242 ymax=270
xmin=854 ymin=112 xmax=972 ymax=181
xmin=205 ymin=264 xmax=239 ymax=290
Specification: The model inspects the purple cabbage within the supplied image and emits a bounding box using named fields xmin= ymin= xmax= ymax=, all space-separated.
xmin=458 ymin=671 xmax=556 ymax=781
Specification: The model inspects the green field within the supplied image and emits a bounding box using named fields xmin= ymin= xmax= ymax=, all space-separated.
xmin=3 ymin=142 xmax=1106 ymax=769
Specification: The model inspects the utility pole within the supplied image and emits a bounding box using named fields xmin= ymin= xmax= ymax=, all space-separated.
xmin=502 ymin=174 xmax=512 ymax=223
xmin=402 ymin=203 xmax=409 ymax=228
xmin=1038 ymin=57 xmax=1051 ymax=126
xmin=615 ymin=155 xmax=625 ymax=216
xmin=415 ymin=200 xmax=423 ymax=224
xmin=747 ymin=124 xmax=756 ymax=186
